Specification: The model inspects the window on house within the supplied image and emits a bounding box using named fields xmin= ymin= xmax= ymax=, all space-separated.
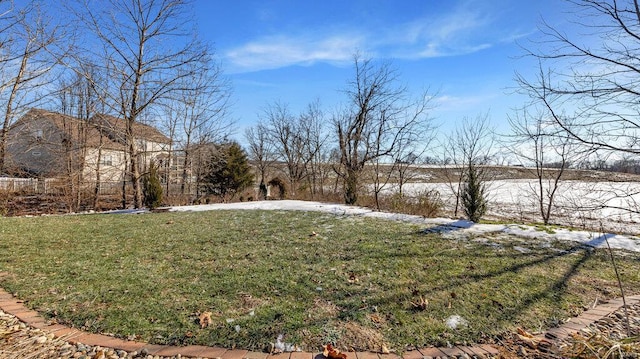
xmin=101 ymin=155 xmax=113 ymax=166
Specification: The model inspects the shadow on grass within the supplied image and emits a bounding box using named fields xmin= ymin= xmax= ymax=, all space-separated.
xmin=363 ymin=236 xmax=597 ymax=331
xmin=421 ymin=219 xmax=475 ymax=234
xmin=586 ymin=233 xmax=616 ymax=247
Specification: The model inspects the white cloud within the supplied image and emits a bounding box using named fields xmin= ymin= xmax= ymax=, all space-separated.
xmin=223 ymin=1 xmax=522 ymax=72
xmin=385 ymin=2 xmax=502 ymax=59
xmin=434 ymin=94 xmax=496 ymax=110
xmin=225 ymin=33 xmax=364 ymax=73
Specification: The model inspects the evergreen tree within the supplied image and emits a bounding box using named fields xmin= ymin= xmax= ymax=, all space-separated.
xmin=461 ymin=163 xmax=487 ymax=222
xmin=202 ymin=142 xmax=254 ymax=199
xmin=143 ymin=161 xmax=163 ymax=209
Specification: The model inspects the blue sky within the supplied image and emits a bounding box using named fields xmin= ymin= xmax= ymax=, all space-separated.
xmin=193 ymin=0 xmax=568 ymax=138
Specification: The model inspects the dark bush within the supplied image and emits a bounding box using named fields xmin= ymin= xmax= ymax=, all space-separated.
xmin=143 ymin=162 xmax=163 ymax=209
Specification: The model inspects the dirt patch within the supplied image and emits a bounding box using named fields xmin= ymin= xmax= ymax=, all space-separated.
xmin=336 ymin=321 xmax=385 ymax=352
xmin=309 ymin=298 xmax=340 ymax=318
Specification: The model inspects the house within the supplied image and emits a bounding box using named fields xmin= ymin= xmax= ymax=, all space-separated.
xmin=91 ymin=113 xmax=171 ymax=173
xmin=5 ymin=109 xmax=170 ymax=184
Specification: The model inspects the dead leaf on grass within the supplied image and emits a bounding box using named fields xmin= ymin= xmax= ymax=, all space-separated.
xmin=199 ymin=311 xmax=212 ymax=329
xmin=411 ymin=295 xmax=428 ymax=311
xmin=370 ymin=313 xmax=384 ymax=324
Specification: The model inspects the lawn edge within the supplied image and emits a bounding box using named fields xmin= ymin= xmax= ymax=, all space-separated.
xmin=3 ymin=271 xmax=638 ymax=359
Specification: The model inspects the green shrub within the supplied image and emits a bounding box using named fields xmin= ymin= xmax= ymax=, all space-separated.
xmin=201 ymin=141 xmax=254 ymax=200
xmin=143 ymin=162 xmax=163 ymax=209
xmin=461 ymin=164 xmax=487 ymax=222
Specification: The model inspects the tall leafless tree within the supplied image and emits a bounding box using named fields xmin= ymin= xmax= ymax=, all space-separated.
xmin=162 ymin=55 xmax=232 ymax=197
xmin=508 ymin=107 xmax=581 ymax=224
xmin=298 ymin=99 xmax=329 ymax=199
xmin=517 ymin=0 xmax=640 ymax=162
xmin=261 ymin=101 xmax=308 ymax=197
xmin=56 ymin=71 xmax=100 ymax=211
xmin=334 ymin=54 xmax=434 ymax=205
xmin=245 ymin=121 xmax=276 ymax=200
xmin=73 ymin=0 xmax=209 ymax=208
xmin=0 ymin=1 xmax=60 ymax=173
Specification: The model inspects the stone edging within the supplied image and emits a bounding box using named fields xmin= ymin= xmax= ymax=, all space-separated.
xmin=543 ymin=294 xmax=640 ymax=342
xmin=1 ymin=280 xmax=637 ymax=359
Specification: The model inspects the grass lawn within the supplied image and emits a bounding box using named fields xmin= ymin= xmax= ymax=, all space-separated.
xmin=0 ymin=209 xmax=639 ymax=352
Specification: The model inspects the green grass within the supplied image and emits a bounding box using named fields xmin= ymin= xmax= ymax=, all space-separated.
xmin=0 ymin=210 xmax=639 ymax=352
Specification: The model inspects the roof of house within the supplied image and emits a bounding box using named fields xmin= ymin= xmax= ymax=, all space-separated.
xmin=13 ymin=109 xmax=171 ymax=148
xmin=92 ymin=114 xmax=171 ymax=144
xmin=15 ymin=109 xmax=125 ymax=150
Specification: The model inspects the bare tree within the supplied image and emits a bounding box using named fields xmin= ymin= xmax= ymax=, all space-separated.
xmin=442 ymin=113 xmax=494 ymax=217
xmin=393 ymin=102 xmax=436 ymax=197
xmin=334 ymin=54 xmax=434 ymax=205
xmin=517 ymin=0 xmax=640 ymax=162
xmin=370 ymin=104 xmax=435 ymax=210
xmin=163 ymin=55 xmax=232 ymax=197
xmin=245 ymin=121 xmax=276 ymax=200
xmin=298 ymin=99 xmax=329 ymax=199
xmin=508 ymin=107 xmax=582 ymax=224
xmin=261 ymin=101 xmax=308 ymax=197
xmin=0 ymin=1 xmax=60 ymax=173
xmin=73 ymin=0 xmax=208 ymax=208
xmin=56 ymin=71 xmax=100 ymax=211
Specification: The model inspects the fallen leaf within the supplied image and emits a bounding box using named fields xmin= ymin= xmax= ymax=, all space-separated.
xmin=199 ymin=311 xmax=212 ymax=329
xmin=517 ymin=334 xmax=539 ymax=349
xmin=411 ymin=295 xmax=428 ymax=311
xmin=323 ymin=343 xmax=347 ymax=359
xmin=517 ymin=327 xmax=534 ymax=338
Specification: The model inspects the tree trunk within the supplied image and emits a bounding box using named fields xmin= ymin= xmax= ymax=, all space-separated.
xmin=344 ymin=168 xmax=358 ymax=205
xmin=130 ymin=146 xmax=142 ymax=208
xmin=121 ymin=153 xmax=128 ymax=209
xmin=180 ymin=148 xmax=190 ymax=195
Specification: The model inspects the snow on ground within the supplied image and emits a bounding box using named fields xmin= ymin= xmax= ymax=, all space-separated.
xmin=169 ymin=199 xmax=640 ymax=253
xmin=380 ymin=180 xmax=640 ymax=234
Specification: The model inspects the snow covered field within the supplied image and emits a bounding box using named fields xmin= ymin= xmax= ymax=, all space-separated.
xmin=382 ymin=180 xmax=640 ymax=234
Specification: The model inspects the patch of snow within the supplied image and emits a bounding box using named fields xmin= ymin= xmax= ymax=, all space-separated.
xmin=168 ymin=200 xmax=640 ymax=252
xmin=445 ymin=315 xmax=468 ymax=329
xmin=273 ymin=334 xmax=301 ymax=352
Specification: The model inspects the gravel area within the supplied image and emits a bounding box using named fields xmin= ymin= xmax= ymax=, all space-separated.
xmin=0 ymin=309 xmax=186 ymax=359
